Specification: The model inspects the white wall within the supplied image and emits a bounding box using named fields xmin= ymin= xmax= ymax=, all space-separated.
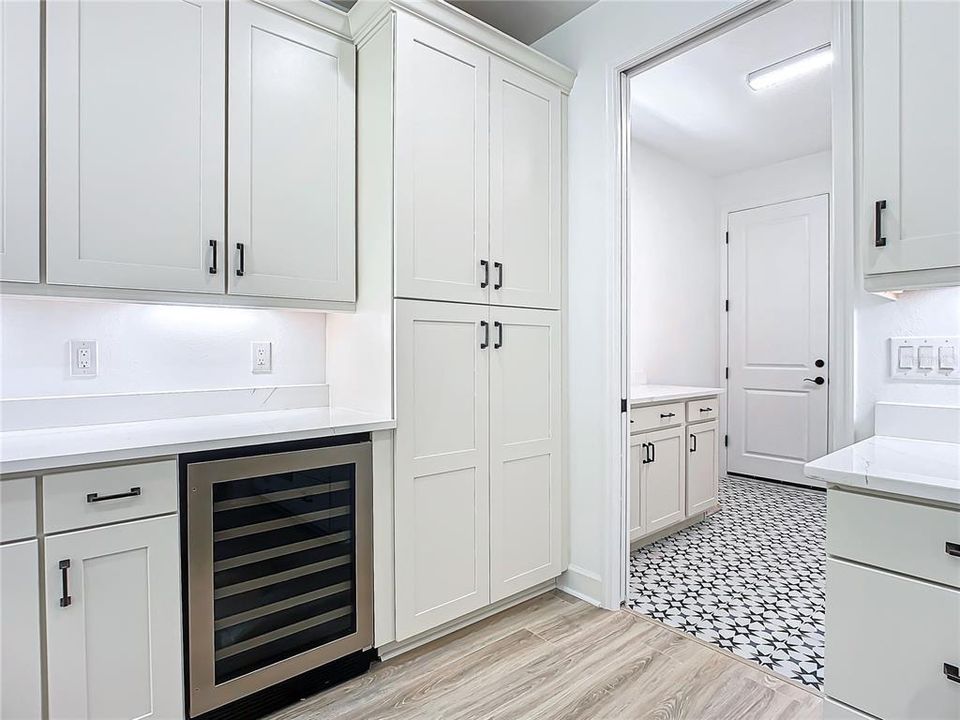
xmin=716 ymin=151 xmax=832 ymax=214
xmin=855 ymin=288 xmax=960 ymax=438
xmin=630 ymin=139 xmax=718 ymax=387
xmin=0 ymin=297 xmax=326 ymax=399
xmin=534 ymin=0 xmax=741 ymax=605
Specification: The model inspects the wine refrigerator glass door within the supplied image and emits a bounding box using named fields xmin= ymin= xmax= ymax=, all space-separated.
xmin=186 ymin=442 xmax=373 ymax=716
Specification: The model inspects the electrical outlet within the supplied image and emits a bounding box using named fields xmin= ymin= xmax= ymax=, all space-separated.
xmin=70 ymin=340 xmax=98 ymax=377
xmin=251 ymin=341 xmax=272 ymax=374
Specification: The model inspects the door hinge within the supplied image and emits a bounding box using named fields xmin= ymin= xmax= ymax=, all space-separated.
xmin=621 ymin=398 xmax=628 ymax=413
xmin=725 ymin=299 xmax=729 ymax=312
xmin=725 ymin=231 xmax=729 ymax=244
xmin=724 ymin=434 xmax=729 ymax=447
xmin=725 ymin=367 xmax=729 ymax=380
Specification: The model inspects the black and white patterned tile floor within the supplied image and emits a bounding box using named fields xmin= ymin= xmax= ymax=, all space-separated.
xmin=627 ymin=476 xmax=826 ymax=690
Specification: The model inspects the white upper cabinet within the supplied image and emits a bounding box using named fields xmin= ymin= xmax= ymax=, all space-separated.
xmin=228 ymin=0 xmax=356 ymax=302
xmin=862 ymin=0 xmax=960 ymax=287
xmin=394 ymin=14 xmax=490 ymax=305
xmin=490 ymin=59 xmax=561 ymax=310
xmin=46 ymin=0 xmax=225 ymax=293
xmin=489 ymin=307 xmax=561 ymax=601
xmin=0 ymin=0 xmax=40 ymax=283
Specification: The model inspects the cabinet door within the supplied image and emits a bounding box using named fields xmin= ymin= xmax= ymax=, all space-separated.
xmin=46 ymin=0 xmax=225 ymax=293
xmin=394 ymin=300 xmax=490 ymax=639
xmin=228 ymin=0 xmax=356 ymax=302
xmin=686 ymin=420 xmax=718 ymax=515
xmin=394 ymin=14 xmax=489 ymax=305
xmin=489 ymin=307 xmax=561 ymax=601
xmin=0 ymin=0 xmax=40 ymax=283
xmin=628 ymin=435 xmax=646 ymax=542
xmin=641 ymin=426 xmax=685 ymax=533
xmin=1 ymin=540 xmax=42 ymax=720
xmin=45 ymin=515 xmax=183 ymax=720
xmin=862 ymin=0 xmax=960 ymax=276
xmin=489 ymin=59 xmax=561 ymax=310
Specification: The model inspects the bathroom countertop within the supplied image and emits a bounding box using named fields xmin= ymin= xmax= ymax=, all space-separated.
xmin=630 ymin=385 xmax=724 ymax=407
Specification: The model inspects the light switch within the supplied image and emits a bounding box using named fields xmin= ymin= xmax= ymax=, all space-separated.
xmin=897 ymin=345 xmax=914 ymax=370
xmin=940 ymin=345 xmax=957 ymax=371
xmin=918 ymin=345 xmax=936 ymax=370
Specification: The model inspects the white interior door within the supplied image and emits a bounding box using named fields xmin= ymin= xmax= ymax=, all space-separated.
xmin=862 ymin=0 xmax=960 ymax=276
xmin=228 ymin=0 xmax=356 ymax=302
xmin=727 ymin=195 xmax=829 ymax=485
xmin=0 ymin=0 xmax=40 ymax=283
xmin=394 ymin=14 xmax=489 ymax=305
xmin=46 ymin=0 xmax=225 ymax=293
xmin=1 ymin=540 xmax=42 ymax=720
xmin=394 ymin=300 xmax=490 ymax=639
xmin=44 ymin=516 xmax=183 ymax=720
xmin=489 ymin=307 xmax=561 ymax=601
xmin=489 ymin=58 xmax=561 ymax=310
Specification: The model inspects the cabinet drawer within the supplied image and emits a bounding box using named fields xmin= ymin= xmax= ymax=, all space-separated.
xmin=826 ymin=558 xmax=960 ymax=720
xmin=42 ymin=460 xmax=177 ymax=533
xmin=685 ymin=397 xmax=718 ymax=423
xmin=630 ymin=402 xmax=683 ymax=433
xmin=1 ymin=477 xmax=37 ymax=541
xmin=827 ymin=489 xmax=960 ymax=589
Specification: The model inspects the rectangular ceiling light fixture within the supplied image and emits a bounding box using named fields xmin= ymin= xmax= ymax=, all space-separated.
xmin=747 ymin=43 xmax=833 ymax=91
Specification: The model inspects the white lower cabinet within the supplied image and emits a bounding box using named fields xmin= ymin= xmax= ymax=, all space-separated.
xmin=1 ymin=539 xmax=43 ymax=720
xmin=686 ymin=421 xmax=718 ymax=516
xmin=628 ymin=435 xmax=645 ymax=542
xmin=394 ymin=300 xmax=561 ymax=639
xmin=629 ymin=396 xmax=719 ymax=544
xmin=826 ymin=557 xmax=960 ymax=720
xmin=638 ymin=426 xmax=686 ymax=534
xmin=489 ymin=307 xmax=561 ymax=601
xmin=45 ymin=514 xmax=183 ymax=720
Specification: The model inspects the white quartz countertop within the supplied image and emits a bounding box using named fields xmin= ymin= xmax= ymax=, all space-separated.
xmin=804 ymin=435 xmax=960 ymax=506
xmin=0 ymin=407 xmax=396 ymax=475
xmin=630 ymin=385 xmax=724 ymax=407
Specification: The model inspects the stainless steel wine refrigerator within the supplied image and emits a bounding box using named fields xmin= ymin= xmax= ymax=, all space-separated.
xmin=181 ymin=437 xmax=373 ymax=718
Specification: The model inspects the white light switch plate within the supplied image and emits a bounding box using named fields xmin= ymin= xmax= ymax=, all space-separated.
xmin=70 ymin=340 xmax=98 ymax=377
xmin=890 ymin=336 xmax=960 ymax=382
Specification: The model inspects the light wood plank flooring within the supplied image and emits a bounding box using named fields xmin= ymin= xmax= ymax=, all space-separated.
xmin=271 ymin=591 xmax=821 ymax=720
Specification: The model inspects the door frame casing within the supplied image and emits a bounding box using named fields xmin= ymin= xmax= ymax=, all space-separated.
xmin=611 ymin=0 xmax=856 ymax=608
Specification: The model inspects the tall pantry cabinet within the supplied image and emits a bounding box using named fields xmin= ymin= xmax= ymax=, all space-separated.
xmin=354 ymin=5 xmax=573 ymax=642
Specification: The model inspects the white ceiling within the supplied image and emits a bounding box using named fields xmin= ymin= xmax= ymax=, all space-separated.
xmin=447 ymin=0 xmax=597 ymax=44
xmin=629 ymin=1 xmax=832 ymax=177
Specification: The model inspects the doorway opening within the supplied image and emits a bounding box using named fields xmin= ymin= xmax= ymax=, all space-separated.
xmin=620 ymin=0 xmax=842 ymax=692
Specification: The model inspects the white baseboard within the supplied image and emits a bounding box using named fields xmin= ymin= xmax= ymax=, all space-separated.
xmin=557 ymin=564 xmax=602 ymax=606
xmin=376 ymin=580 xmax=557 ymax=661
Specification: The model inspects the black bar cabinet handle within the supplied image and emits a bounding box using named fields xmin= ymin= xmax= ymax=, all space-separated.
xmin=660 ymin=412 xmax=675 ymax=419
xmin=87 ymin=487 xmax=141 ymax=503
xmin=480 ymin=260 xmax=489 ymax=288
xmin=690 ymin=434 xmax=697 ymax=452
xmin=945 ymin=663 xmax=960 ymax=684
xmin=494 ymin=262 xmax=503 ymax=290
xmin=480 ymin=321 xmax=489 ymax=349
xmin=494 ymin=321 xmax=503 ymax=349
xmin=699 ymin=407 xmax=712 ymax=413
xmin=946 ymin=541 xmax=960 ymax=558
xmin=641 ymin=443 xmax=650 ymax=464
xmin=236 ymin=242 xmax=245 ymax=276
xmin=59 ymin=560 xmax=72 ymax=607
xmin=650 ymin=442 xmax=656 ymax=463
xmin=875 ymin=200 xmax=887 ymax=247
xmin=208 ymin=239 xmax=218 ymax=274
